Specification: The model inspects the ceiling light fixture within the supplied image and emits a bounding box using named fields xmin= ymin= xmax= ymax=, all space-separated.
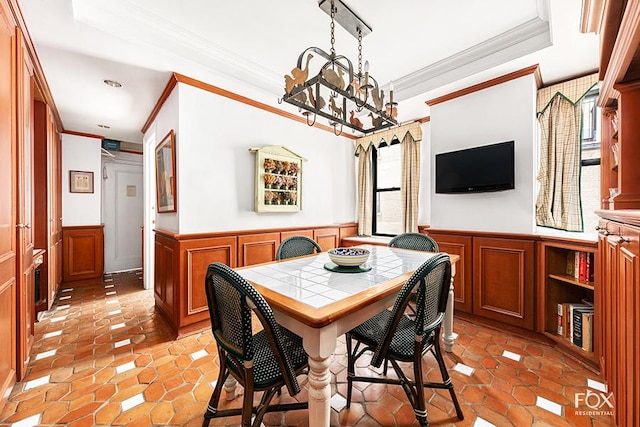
xmin=103 ymin=79 xmax=122 ymax=88
xmin=279 ymin=0 xmax=398 ymax=136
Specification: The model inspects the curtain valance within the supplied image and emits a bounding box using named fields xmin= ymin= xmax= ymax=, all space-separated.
xmin=536 ymin=73 xmax=599 ymax=115
xmin=354 ymin=121 xmax=422 ymax=155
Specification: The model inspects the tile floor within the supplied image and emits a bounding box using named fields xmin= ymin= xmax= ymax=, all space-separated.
xmin=0 ymin=271 xmax=616 ymax=426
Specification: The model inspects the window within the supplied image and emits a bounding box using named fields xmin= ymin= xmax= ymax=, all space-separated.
xmin=372 ymin=140 xmax=402 ymax=235
xmin=580 ymin=89 xmax=601 ymax=233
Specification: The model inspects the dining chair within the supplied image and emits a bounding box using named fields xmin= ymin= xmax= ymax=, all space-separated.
xmin=388 ymin=232 xmax=439 ymax=252
xmin=276 ymin=235 xmax=322 ymax=260
xmin=345 ymin=253 xmax=464 ymax=427
xmin=202 ymin=262 xmax=308 ymax=427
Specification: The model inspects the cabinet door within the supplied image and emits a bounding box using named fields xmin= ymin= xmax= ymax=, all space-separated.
xmin=428 ymin=232 xmax=473 ymax=313
xmin=473 ymin=237 xmax=535 ymax=330
xmin=619 ymin=225 xmax=640 ymax=426
xmin=0 ymin=2 xmax=17 ymax=408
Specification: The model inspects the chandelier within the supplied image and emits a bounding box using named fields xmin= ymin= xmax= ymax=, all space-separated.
xmin=279 ymin=0 xmax=398 ymax=136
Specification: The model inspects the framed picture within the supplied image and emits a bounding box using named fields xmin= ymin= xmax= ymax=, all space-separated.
xmin=249 ymin=146 xmax=305 ymax=213
xmin=155 ymin=130 xmax=177 ymax=213
xmin=69 ymin=170 xmax=94 ymax=193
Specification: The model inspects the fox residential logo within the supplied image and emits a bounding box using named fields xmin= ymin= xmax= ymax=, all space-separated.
xmin=574 ymin=390 xmax=614 ymax=416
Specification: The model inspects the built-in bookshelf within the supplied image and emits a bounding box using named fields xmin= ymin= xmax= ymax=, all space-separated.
xmin=537 ymin=239 xmax=598 ymax=366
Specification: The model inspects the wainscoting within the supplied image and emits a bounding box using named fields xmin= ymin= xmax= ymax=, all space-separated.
xmin=154 ymin=223 xmax=357 ymax=336
xmin=62 ymin=225 xmax=104 ymax=282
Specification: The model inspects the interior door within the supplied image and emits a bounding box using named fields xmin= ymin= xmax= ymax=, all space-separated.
xmin=16 ymin=30 xmax=34 ymax=380
xmin=103 ymin=161 xmax=143 ymax=272
xmin=0 ymin=1 xmax=17 ymax=405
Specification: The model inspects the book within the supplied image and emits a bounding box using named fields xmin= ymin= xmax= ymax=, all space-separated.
xmin=572 ymin=306 xmax=594 ymax=347
xmin=588 ymin=252 xmax=595 ymax=282
xmin=574 ymin=251 xmax=580 ymax=278
xmin=566 ymin=251 xmax=575 ymax=276
xmin=557 ymin=303 xmax=563 ymax=335
xmin=582 ymin=311 xmax=594 ymax=352
xmin=578 ymin=251 xmax=587 ymax=281
xmin=569 ymin=303 xmax=592 ymax=341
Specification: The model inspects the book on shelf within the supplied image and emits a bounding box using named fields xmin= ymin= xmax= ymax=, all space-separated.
xmin=582 ymin=311 xmax=594 ymax=352
xmin=565 ymin=250 xmax=594 ymax=283
xmin=568 ymin=303 xmax=593 ymax=342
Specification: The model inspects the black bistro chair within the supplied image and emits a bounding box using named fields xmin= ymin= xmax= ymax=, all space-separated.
xmin=345 ymin=253 xmax=464 ymax=427
xmin=276 ymin=235 xmax=322 ymax=260
xmin=388 ymin=232 xmax=439 ymax=252
xmin=202 ymin=262 xmax=308 ymax=427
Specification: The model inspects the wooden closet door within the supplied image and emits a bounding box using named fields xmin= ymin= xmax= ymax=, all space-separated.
xmin=15 ymin=30 xmax=35 ymax=380
xmin=0 ymin=0 xmax=17 ymax=408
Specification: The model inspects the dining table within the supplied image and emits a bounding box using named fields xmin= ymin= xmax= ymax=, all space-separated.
xmin=234 ymin=244 xmax=459 ymax=427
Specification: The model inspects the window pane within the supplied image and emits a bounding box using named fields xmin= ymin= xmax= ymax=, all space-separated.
xmin=581 ymin=150 xmax=600 ymax=233
xmin=376 ymin=143 xmax=401 ymax=188
xmin=376 ymin=190 xmax=402 ymax=235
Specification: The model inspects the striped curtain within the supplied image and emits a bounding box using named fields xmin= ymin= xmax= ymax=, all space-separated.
xmin=401 ymin=133 xmax=420 ymax=233
xmin=535 ymin=74 xmax=598 ymax=232
xmin=356 ymin=145 xmax=372 ymax=236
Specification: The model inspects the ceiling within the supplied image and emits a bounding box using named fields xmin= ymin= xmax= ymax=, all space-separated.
xmin=19 ymin=0 xmax=599 ymax=144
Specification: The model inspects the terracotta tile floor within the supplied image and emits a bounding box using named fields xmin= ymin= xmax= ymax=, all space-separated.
xmin=0 ymin=271 xmax=616 ymax=426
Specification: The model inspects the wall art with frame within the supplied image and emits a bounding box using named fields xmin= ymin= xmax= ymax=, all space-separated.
xmin=155 ymin=129 xmax=177 ymax=213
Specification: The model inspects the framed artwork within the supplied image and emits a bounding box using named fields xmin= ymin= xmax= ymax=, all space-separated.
xmin=155 ymin=130 xmax=177 ymax=213
xmin=249 ymin=146 xmax=305 ymax=213
xmin=69 ymin=170 xmax=94 ymax=193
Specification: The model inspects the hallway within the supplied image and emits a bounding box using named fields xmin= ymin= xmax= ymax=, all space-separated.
xmin=0 ymin=272 xmax=615 ymax=426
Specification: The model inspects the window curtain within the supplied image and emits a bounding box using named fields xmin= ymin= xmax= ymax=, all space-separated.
xmin=356 ymin=145 xmax=372 ymax=236
xmin=535 ymin=74 xmax=598 ymax=232
xmin=354 ymin=122 xmax=422 ymax=235
xmin=401 ymin=132 xmax=420 ymax=233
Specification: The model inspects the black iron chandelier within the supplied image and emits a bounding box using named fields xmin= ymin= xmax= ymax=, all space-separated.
xmin=279 ymin=0 xmax=398 ymax=136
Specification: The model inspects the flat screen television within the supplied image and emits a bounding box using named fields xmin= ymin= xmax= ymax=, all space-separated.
xmin=435 ymin=141 xmax=515 ymax=194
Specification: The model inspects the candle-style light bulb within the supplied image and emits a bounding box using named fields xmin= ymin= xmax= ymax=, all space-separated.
xmin=364 ymin=60 xmax=370 ymax=73
xmin=389 ymin=81 xmax=394 ymax=104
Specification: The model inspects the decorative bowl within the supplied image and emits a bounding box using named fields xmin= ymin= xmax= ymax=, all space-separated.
xmin=328 ymin=247 xmax=370 ymax=267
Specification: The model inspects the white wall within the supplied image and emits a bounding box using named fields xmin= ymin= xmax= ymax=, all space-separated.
xmin=147 ymin=83 xmax=356 ymax=234
xmin=428 ymin=75 xmax=537 ymax=233
xmin=152 ymin=89 xmax=180 ymax=233
xmin=61 ymin=134 xmax=102 ymax=226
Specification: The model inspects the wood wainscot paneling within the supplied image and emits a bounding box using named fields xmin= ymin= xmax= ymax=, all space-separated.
xmin=62 ymin=225 xmax=104 ymax=282
xmin=427 ymin=231 xmax=473 ymax=314
xmin=154 ymin=232 xmax=177 ymax=333
xmin=473 ymin=237 xmax=535 ymax=330
xmin=179 ymin=235 xmax=236 ymax=336
xmin=339 ymin=224 xmax=358 ymax=242
xmin=237 ymin=232 xmax=280 ymax=267
xmin=153 ymin=223 xmax=356 ymax=337
xmin=280 ymin=229 xmax=314 ymax=241
xmin=314 ymin=227 xmax=340 ymax=251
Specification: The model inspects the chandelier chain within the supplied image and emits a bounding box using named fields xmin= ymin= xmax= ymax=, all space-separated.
xmin=357 ymin=29 xmax=362 ymax=77
xmin=330 ymin=1 xmax=336 ymax=56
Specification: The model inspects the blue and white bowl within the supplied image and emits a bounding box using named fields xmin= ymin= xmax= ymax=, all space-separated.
xmin=328 ymin=247 xmax=370 ymax=267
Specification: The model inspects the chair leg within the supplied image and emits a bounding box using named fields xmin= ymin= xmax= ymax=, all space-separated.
xmin=412 ymin=352 xmax=429 ymax=426
xmin=203 ymin=357 xmax=229 ymax=427
xmin=242 ymin=381 xmax=254 ymax=427
xmin=433 ymin=338 xmax=464 ymax=420
xmin=345 ymin=333 xmax=354 ymax=408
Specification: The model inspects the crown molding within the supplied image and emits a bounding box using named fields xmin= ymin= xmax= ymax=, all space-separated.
xmin=393 ymin=17 xmax=551 ymax=102
xmin=72 ymin=0 xmax=284 ymax=95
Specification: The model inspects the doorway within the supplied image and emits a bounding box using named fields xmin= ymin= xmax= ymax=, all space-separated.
xmin=102 ymin=157 xmax=143 ymax=273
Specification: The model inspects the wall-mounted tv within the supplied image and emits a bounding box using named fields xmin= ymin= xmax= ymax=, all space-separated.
xmin=435 ymin=141 xmax=515 ymax=194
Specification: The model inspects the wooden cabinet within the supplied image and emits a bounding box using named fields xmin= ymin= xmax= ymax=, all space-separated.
xmin=0 ymin=0 xmax=17 ymax=409
xmin=62 ymin=225 xmax=104 ymax=282
xmin=427 ymin=232 xmax=473 ymax=313
xmin=473 ymin=237 xmax=535 ymax=330
xmin=597 ymin=216 xmax=640 ymax=426
xmin=536 ymin=239 xmax=598 ymax=366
